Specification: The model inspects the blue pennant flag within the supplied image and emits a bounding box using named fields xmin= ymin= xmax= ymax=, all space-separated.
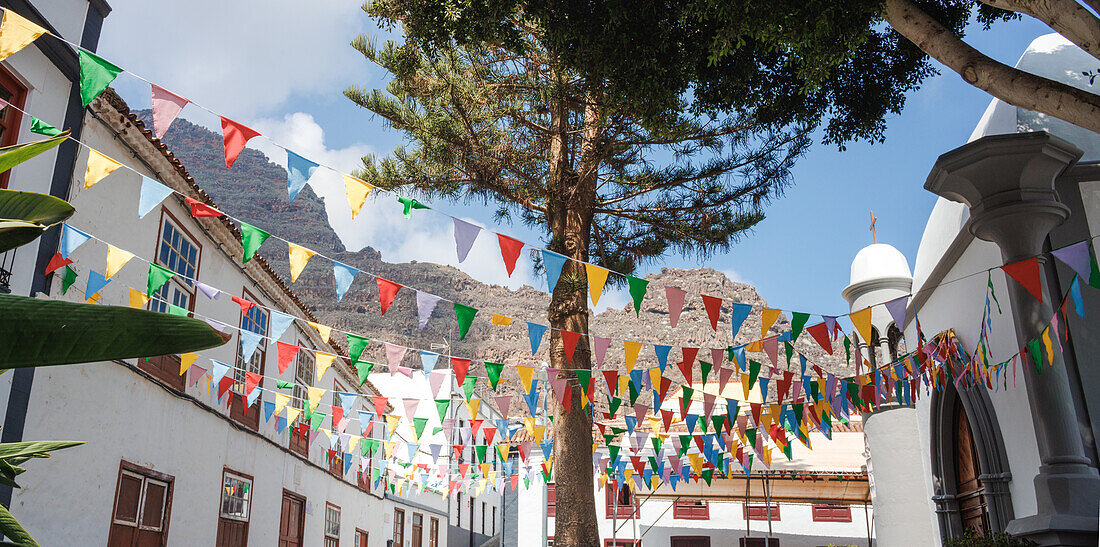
xmin=138 ymin=176 xmax=173 ymax=219
xmin=85 ymin=270 xmax=110 ymax=299
xmin=277 ymin=415 xmax=287 ymax=433
xmin=287 ymin=150 xmax=319 ymax=203
xmin=333 ymin=261 xmax=358 ymax=302
xmin=264 ymin=400 xmax=276 ymax=422
xmin=759 ymin=377 xmax=769 ymax=400
xmin=61 ymin=224 xmax=91 ymax=259
xmin=654 ymin=345 xmax=672 ymax=372
xmin=240 ymin=330 xmax=265 ymax=362
xmin=420 ymin=351 xmax=440 ymax=374
xmin=269 ymin=310 xmax=295 ymax=342
xmin=541 ymin=250 xmax=568 ymax=293
xmin=730 ymin=302 xmax=752 ymax=339
xmin=733 ymin=345 xmax=747 ymax=371
xmin=527 ymin=322 xmax=548 ymax=354
xmin=523 ymin=379 xmax=540 ymax=415
xmin=624 ymin=416 xmax=636 ymax=435
xmin=685 ymin=414 xmax=698 ymax=435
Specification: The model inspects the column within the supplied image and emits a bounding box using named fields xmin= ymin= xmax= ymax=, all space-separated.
xmin=926 ymin=131 xmax=1100 ymax=545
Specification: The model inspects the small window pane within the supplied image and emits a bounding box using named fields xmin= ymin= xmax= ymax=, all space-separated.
xmin=325 ymin=504 xmax=340 ymax=538
xmin=220 ymin=472 xmax=252 ymax=521
xmin=141 ymin=481 xmax=167 ymax=530
xmin=114 ymin=473 xmax=142 ymax=524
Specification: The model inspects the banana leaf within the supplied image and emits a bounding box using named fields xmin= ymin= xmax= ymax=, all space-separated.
xmin=0 ymin=294 xmax=229 ymax=368
xmin=0 ymin=502 xmax=38 ymax=547
xmin=0 ymin=133 xmax=68 ymax=175
xmin=0 ymin=190 xmax=75 ymax=253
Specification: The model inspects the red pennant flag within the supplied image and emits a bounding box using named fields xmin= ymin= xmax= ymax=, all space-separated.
xmin=602 ymin=371 xmax=618 ymax=395
xmin=806 ymin=322 xmax=833 ymax=354
xmin=562 ymin=330 xmax=582 ymax=364
xmin=452 ymin=358 xmax=471 ymax=384
xmin=658 ymin=376 xmax=672 ymax=401
xmin=277 ymin=342 xmax=299 ymax=374
xmin=677 ymin=359 xmax=694 ymax=386
xmin=44 ymin=253 xmax=72 ymax=276
xmin=483 ymin=425 xmax=497 ymax=445
xmin=371 ymin=396 xmax=388 ymax=417
xmin=701 ymin=295 xmax=722 ymax=331
xmin=376 ymin=277 xmax=402 ymax=315
xmin=749 ymin=402 xmax=762 ymax=425
xmin=231 ymin=295 xmax=254 ymax=315
xmin=245 ymin=371 xmax=262 ymax=396
xmin=220 ymin=116 xmax=261 ymax=168
xmin=470 ymin=419 xmax=484 ymax=438
xmin=184 ymin=197 xmax=222 ymax=218
xmin=661 ymin=409 xmax=674 ymax=431
xmin=517 ymin=443 xmax=529 ymax=462
xmin=559 ymin=385 xmax=572 ymax=412
xmin=682 ymin=347 xmax=698 ymax=367
xmin=630 ymin=456 xmax=645 ymax=476
xmin=218 ymin=375 xmax=234 ymax=400
xmin=1002 ymin=257 xmax=1043 ymax=303
xmin=692 ymin=435 xmax=705 ymax=453
xmin=497 ymin=234 xmax=524 ymax=277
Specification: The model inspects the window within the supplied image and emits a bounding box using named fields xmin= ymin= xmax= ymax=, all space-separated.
xmin=0 ymin=65 xmax=27 ymax=189
xmin=481 ymin=502 xmax=486 ymax=534
xmin=547 ymin=483 xmax=556 ymax=517
xmin=744 ymin=504 xmax=781 ymax=521
xmin=279 ymin=490 xmax=306 ymax=547
xmin=329 ymin=380 xmax=346 ymax=476
xmin=355 ymin=529 xmax=368 ymax=547
xmin=290 ymin=339 xmax=313 ymax=457
xmin=456 ymin=493 xmax=462 ymax=527
xmin=492 ymin=506 xmax=496 ymax=534
xmin=324 ymin=503 xmax=340 ymax=547
xmin=216 ymin=469 xmax=252 ymax=546
xmin=393 ymin=508 xmax=405 ymax=545
xmin=231 ymin=288 xmax=267 ymax=430
xmin=144 ymin=212 xmax=201 ymax=389
xmin=673 ymin=499 xmax=709 ymax=520
xmin=605 ymin=482 xmax=638 ymax=519
xmin=812 ymin=504 xmax=852 ymax=522
xmin=412 ymin=512 xmax=423 ymax=547
xmin=429 ymin=517 xmax=439 ymax=547
xmin=107 ymin=461 xmax=173 ymax=547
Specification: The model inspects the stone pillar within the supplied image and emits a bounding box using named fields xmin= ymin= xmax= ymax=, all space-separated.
xmin=926 ymin=131 xmax=1100 ymax=545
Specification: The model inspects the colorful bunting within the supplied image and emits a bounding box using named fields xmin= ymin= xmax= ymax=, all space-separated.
xmin=497 ymin=234 xmax=524 ymax=277
xmin=761 ymin=308 xmax=780 ymax=338
xmin=454 ymin=303 xmax=478 ymax=340
xmin=885 ymin=296 xmax=909 ymax=330
xmin=0 ymin=9 xmax=46 ymax=61
xmin=30 ymin=117 xmax=61 ymax=137
xmin=542 ymin=250 xmax=568 ymax=294
xmin=239 ymin=222 xmax=270 ymax=264
xmin=1002 ymin=257 xmax=1043 ymax=303
xmin=416 ymin=291 xmax=441 ymax=329
xmin=333 ymin=261 xmax=358 ymax=302
xmin=84 ymin=149 xmax=122 ymax=189
xmin=137 ymin=177 xmax=173 ymax=219
xmin=220 ymin=117 xmax=260 ymax=169
xmin=627 ymin=276 xmax=648 ymax=316
xmin=623 ymin=341 xmax=642 ymax=371
xmin=397 ymin=196 xmax=429 ymax=218
xmin=562 ymin=331 xmax=582 ymax=364
xmin=78 ymin=50 xmax=122 ymax=107
xmin=376 ymin=277 xmax=402 ymax=315
xmin=104 ymin=245 xmax=134 ymax=279
xmin=146 ymin=263 xmax=174 ymax=296
xmin=286 ymin=150 xmax=319 ymax=203
xmin=453 ymin=218 xmax=481 ymax=263
xmin=184 ymin=197 xmax=222 ymax=218
xmin=85 ymin=270 xmax=109 ymax=301
xmin=585 ymin=263 xmax=609 ymax=306
xmin=288 ymin=243 xmax=316 ymax=282
xmin=701 ymin=295 xmax=722 ymax=331
xmin=665 ymin=286 xmax=687 ymax=328
xmin=343 ymin=175 xmax=373 ymax=219
xmin=730 ymin=302 xmax=752 ymax=340
xmin=149 ymin=84 xmax=189 ymax=139
xmin=850 ymin=307 xmax=873 ymax=344
xmin=60 ymin=224 xmax=90 ymax=259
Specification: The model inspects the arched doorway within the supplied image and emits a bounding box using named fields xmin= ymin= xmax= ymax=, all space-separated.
xmin=954 ymin=398 xmax=989 ymax=534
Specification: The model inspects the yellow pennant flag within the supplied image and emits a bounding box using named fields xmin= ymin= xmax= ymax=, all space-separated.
xmin=86 ymin=293 xmax=101 ymax=304
xmin=585 ymin=263 xmax=609 ymax=306
xmin=600 ymin=474 xmax=608 ymax=489
xmin=307 ymin=386 xmax=326 ymax=413
xmin=741 ymin=373 xmax=751 ymax=400
xmin=384 ymin=441 xmax=396 ymax=456
xmin=105 ymin=245 xmax=134 ymax=279
xmin=275 ymin=392 xmax=292 ymax=416
xmin=761 ymin=308 xmax=780 ymax=338
xmin=0 ymin=9 xmax=46 ymax=61
xmin=308 ymin=322 xmax=332 ymax=342
xmin=1042 ymin=326 xmax=1054 ymax=365
xmin=618 ymin=375 xmax=630 ymax=397
xmin=648 ymin=367 xmax=662 ymax=391
xmin=84 ymin=149 xmax=122 ymax=189
xmin=746 ymin=340 xmax=762 ymax=352
xmin=532 ymin=425 xmax=546 ymax=445
xmin=762 ymin=447 xmax=772 ymax=467
xmin=849 ymin=306 xmax=873 ymax=344
xmin=179 ymin=352 xmax=198 ymax=376
xmin=285 ymin=406 xmax=302 ymax=425
xmin=288 ymin=243 xmax=316 ymax=282
xmin=490 ymin=313 xmax=513 ymax=325
xmin=623 ymin=341 xmax=642 ymax=371
xmin=315 ymin=351 xmax=336 ymax=380
xmin=343 ymin=174 xmax=373 ymax=219
xmin=349 ymin=436 xmax=360 ymax=453
xmin=385 ymin=414 xmax=401 ymax=437
xmin=516 ymin=366 xmax=534 ymax=394
xmin=466 ymin=398 xmax=481 ymax=419
xmin=128 ymin=288 xmax=149 ymax=309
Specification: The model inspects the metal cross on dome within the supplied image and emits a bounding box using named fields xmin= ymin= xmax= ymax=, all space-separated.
xmin=869 ymin=210 xmax=877 ymax=244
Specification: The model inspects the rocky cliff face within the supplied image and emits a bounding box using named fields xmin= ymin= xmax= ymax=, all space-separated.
xmin=140 ymin=112 xmax=851 ymax=404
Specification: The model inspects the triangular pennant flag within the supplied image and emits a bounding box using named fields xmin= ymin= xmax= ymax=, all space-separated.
xmin=542 ymin=250 xmax=568 ymax=294
xmin=790 ymin=312 xmax=809 ymax=341
xmin=562 ymin=331 xmax=582 ymax=364
xmin=239 ymin=222 xmax=270 ymax=264
xmin=0 ymin=9 xmax=46 ymax=61
xmin=585 ymin=263 xmax=610 ymax=305
xmin=453 ymin=218 xmax=481 ymax=263
xmin=850 ymin=307 xmax=873 ymax=344
xmin=128 ymin=288 xmax=148 ymax=308
xmin=376 ymin=277 xmax=402 ymax=315
xmin=396 ymin=196 xmax=429 ymax=218
xmin=594 ymin=337 xmax=611 ymax=366
xmin=315 ymin=352 xmax=337 ymax=380
xmin=307 ymin=322 xmax=332 ymax=342
xmin=333 ymin=261 xmax=358 ymax=302
xmin=146 ymin=263 xmax=175 ymax=296
xmin=491 ymin=313 xmax=513 ymax=325
xmin=384 ymin=343 xmax=407 ymax=372
xmin=627 ymin=276 xmax=649 ymax=316
xmin=806 ymin=323 xmax=833 ymax=355
xmin=1002 ymin=257 xmax=1043 ymax=303
xmin=239 ymin=330 xmax=264 ymax=362
xmin=420 ymin=351 xmax=440 ymax=374
xmin=730 ymin=302 xmax=752 ymax=340
xmin=150 ymin=84 xmax=188 ymax=139
xmin=288 ymin=243 xmax=316 ymax=283
xmin=343 ymin=175 xmax=373 ymax=219
xmin=104 ymin=245 xmax=134 ymax=279
xmin=485 ymin=362 xmax=504 ymax=390
xmin=307 ymin=386 xmax=326 ymax=413
xmin=497 ymin=234 xmax=524 ymax=277
xmin=277 ymin=342 xmax=299 ymax=374
xmin=761 ymin=308 xmax=780 ymax=338
xmin=1052 ymin=241 xmax=1092 ymax=280
xmin=137 ymin=176 xmax=173 ymax=219
xmin=60 ymin=266 xmax=77 ymax=295
xmin=86 ymin=270 xmax=110 ymax=300
xmin=452 ymin=358 xmax=471 ymax=385
xmin=416 ymin=291 xmax=441 ymax=329
xmin=665 ymin=286 xmax=687 ymax=328
xmin=347 ymin=334 xmax=370 ymax=364
xmin=60 ymin=224 xmax=91 ymax=259
xmin=885 ymin=296 xmax=909 ymax=330
xmin=78 ymin=50 xmax=122 ymax=107
xmin=30 ymin=117 xmax=61 ymax=137
xmin=286 ymin=150 xmax=319 ymax=203
xmin=527 ymin=322 xmax=548 ymax=354
xmin=516 ymin=366 xmax=535 ymax=394
xmin=454 ymin=303 xmax=478 ymax=340
xmin=84 ymin=149 xmax=122 ymax=189
xmin=220 ymin=116 xmax=261 ymax=169
xmin=654 ymin=345 xmax=672 ymax=372
xmin=183 ymin=197 xmax=222 ymax=218
xmin=622 ymin=341 xmax=642 ymax=371
xmin=701 ymin=295 xmax=723 ymax=331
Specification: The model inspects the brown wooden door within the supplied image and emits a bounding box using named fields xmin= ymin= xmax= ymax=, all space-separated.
xmin=216 ymin=518 xmax=248 ymax=547
xmin=108 ymin=467 xmax=173 ymax=547
xmin=411 ymin=512 xmax=423 ymax=547
xmin=954 ymin=402 xmax=990 ymax=534
xmin=279 ymin=491 xmax=305 ymax=547
xmin=670 ymin=538 xmax=710 ymax=547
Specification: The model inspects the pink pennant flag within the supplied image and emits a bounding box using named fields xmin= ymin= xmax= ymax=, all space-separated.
xmin=397 ymin=366 xmax=414 ymax=378
xmin=702 ymin=392 xmax=716 ymax=420
xmin=633 ymin=402 xmax=649 ymax=422
xmin=494 ymin=396 xmax=512 ymax=420
xmin=665 ymin=286 xmax=687 ymax=328
xmin=150 ymin=84 xmax=188 ymax=139
xmin=385 ymin=343 xmax=408 ymax=374
xmin=710 ymin=348 xmax=725 ymax=369
xmin=403 ymin=398 xmax=420 ymax=419
xmin=718 ymin=366 xmax=735 ymax=391
xmin=762 ymin=337 xmax=779 ymax=367
xmin=429 ymin=370 xmax=448 ymax=397
xmin=188 ymin=364 xmax=207 ymax=388
xmin=594 ymin=337 xmax=611 ymax=366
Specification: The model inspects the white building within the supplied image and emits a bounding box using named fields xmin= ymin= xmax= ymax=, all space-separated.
xmin=857 ymin=34 xmax=1100 ymax=546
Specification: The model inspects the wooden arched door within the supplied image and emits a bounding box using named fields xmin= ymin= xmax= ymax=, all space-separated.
xmin=954 ymin=400 xmax=990 ymax=534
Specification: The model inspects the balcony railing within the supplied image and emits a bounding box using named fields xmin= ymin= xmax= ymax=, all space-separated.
xmin=0 ymin=249 xmax=14 ymax=294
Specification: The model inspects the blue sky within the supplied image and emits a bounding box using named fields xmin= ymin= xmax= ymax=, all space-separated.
xmin=96 ymin=2 xmax=1057 ymax=317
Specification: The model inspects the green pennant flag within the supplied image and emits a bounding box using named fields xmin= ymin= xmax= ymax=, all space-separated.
xmin=79 ymin=50 xmax=122 ymax=108
xmin=790 ymin=312 xmax=809 ymax=341
xmin=60 ymin=266 xmax=77 ymax=295
xmin=745 ymin=428 xmax=757 ymax=447
xmin=454 ymin=303 xmax=478 ymax=340
xmin=435 ymin=399 xmax=450 ymax=422
xmin=397 ymin=196 xmax=429 ymax=218
xmin=701 ymin=468 xmax=713 ymax=486
xmin=475 ymin=445 xmax=487 ymax=463
xmin=413 ymin=417 xmax=429 ymax=439
xmin=310 ymin=411 xmax=326 ymax=432
xmin=29 ymin=117 xmax=62 ymax=137
xmin=678 ymin=435 xmax=691 ymax=457
xmin=610 ymin=426 xmax=626 ymax=435
xmin=347 ymin=334 xmax=370 ymax=364
xmin=1028 ymin=338 xmax=1043 ymax=374
xmin=485 ymin=362 xmax=504 ymax=390
xmin=462 ymin=376 xmax=477 ymax=401
xmin=698 ymin=415 xmax=708 ymax=434
xmin=355 ymin=361 xmax=374 ymax=386
xmin=604 ymin=434 xmax=616 ymax=447
xmin=239 ymin=221 xmax=270 ymax=264
xmin=649 ymin=456 xmax=660 ymax=473
xmin=626 ymin=276 xmax=649 ymax=316
xmin=167 ymin=304 xmax=188 ymax=317
xmin=711 ymin=414 xmax=726 ymax=433
xmin=784 ymin=342 xmax=794 ymax=367
xmin=608 ymin=396 xmax=622 ymax=417
xmin=628 ymin=382 xmax=640 ymax=406
xmin=1089 ymin=241 xmax=1100 ymax=289
xmin=843 ymin=335 xmax=852 ymax=364
xmin=783 ymin=443 xmax=792 ymax=460
xmin=793 ymin=403 xmax=804 ymax=427
xmin=700 ymin=361 xmax=712 ymax=386
xmin=682 ymin=385 xmax=694 ymax=405
xmin=608 ymin=444 xmax=620 ymax=462
xmin=650 ymin=436 xmax=663 ymax=454
xmin=748 ymin=360 xmax=762 ymax=389
xmin=276 ymin=380 xmax=293 ymax=389
xmin=147 ymin=263 xmax=175 ymax=296
xmin=575 ymin=369 xmax=592 ymax=397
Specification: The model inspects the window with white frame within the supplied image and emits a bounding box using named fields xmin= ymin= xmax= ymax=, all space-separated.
xmin=233 ymin=296 xmax=268 ymax=394
xmin=219 ymin=470 xmax=252 ymax=521
xmin=324 ymin=503 xmax=340 ymax=547
xmin=149 ymin=216 xmax=199 ymax=314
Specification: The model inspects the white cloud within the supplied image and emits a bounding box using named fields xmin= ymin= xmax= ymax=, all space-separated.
xmin=720 ymin=267 xmax=749 ymax=285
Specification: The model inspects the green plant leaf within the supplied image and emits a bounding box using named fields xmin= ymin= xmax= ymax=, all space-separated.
xmin=0 ymin=133 xmax=67 ymax=175
xmin=0 ymin=502 xmax=38 ymax=547
xmin=0 ymin=189 xmax=75 ymax=253
xmin=0 ymin=294 xmax=230 ymax=367
xmin=0 ymin=441 xmax=83 ymax=460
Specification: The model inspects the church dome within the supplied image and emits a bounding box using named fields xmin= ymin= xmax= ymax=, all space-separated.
xmin=849 ymin=243 xmax=913 ymax=286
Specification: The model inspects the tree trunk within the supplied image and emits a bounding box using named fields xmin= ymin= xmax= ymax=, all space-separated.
xmin=977 ymin=0 xmax=1100 ymax=61
xmin=548 ymin=94 xmax=602 ymax=547
xmin=883 ymin=0 xmax=1100 ymax=134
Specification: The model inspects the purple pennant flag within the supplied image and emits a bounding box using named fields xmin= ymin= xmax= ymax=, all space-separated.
xmin=203 ymin=318 xmax=228 ymax=332
xmin=196 ymin=282 xmax=220 ymax=300
xmin=884 ymin=296 xmax=909 ymax=330
xmin=594 ymin=337 xmax=611 ymax=366
xmin=416 ymin=291 xmax=441 ymax=329
xmin=452 ymin=218 xmax=482 ymax=263
xmin=1052 ymin=241 xmax=1092 ymax=280
xmin=823 ymin=315 xmax=839 ymax=337
xmin=664 ymin=286 xmax=687 ymax=328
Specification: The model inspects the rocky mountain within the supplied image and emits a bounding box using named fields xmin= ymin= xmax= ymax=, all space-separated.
xmin=137 ymin=111 xmax=853 ymax=406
